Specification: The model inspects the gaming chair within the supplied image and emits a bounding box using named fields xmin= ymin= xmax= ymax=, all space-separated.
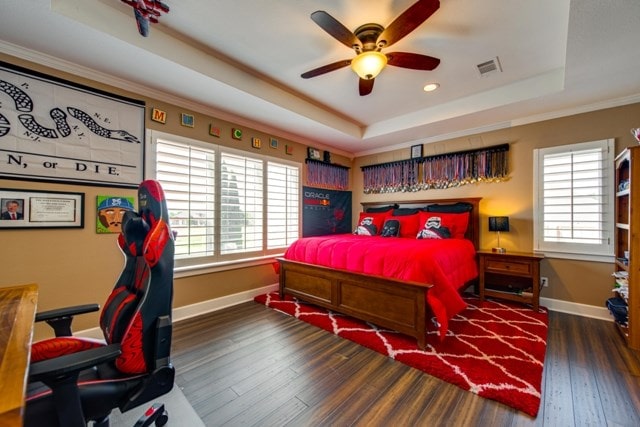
xmin=25 ymin=180 xmax=175 ymax=427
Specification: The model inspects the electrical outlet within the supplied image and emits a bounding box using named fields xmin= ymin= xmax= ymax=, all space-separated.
xmin=540 ymin=277 xmax=549 ymax=287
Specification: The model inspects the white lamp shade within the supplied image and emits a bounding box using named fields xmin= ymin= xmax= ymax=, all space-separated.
xmin=351 ymin=51 xmax=388 ymax=80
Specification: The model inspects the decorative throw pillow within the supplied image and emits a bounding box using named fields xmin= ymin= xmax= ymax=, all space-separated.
xmin=353 ymin=211 xmax=388 ymax=236
xmin=380 ymin=219 xmax=400 ymax=237
xmin=416 ymin=214 xmax=452 ymax=239
xmin=388 ymin=213 xmax=420 ymax=238
xmin=416 ymin=211 xmax=470 ymax=239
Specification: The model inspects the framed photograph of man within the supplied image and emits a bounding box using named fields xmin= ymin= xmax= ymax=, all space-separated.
xmin=1 ymin=198 xmax=24 ymax=221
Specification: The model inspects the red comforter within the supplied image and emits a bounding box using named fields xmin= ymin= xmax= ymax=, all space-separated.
xmin=284 ymin=234 xmax=478 ymax=338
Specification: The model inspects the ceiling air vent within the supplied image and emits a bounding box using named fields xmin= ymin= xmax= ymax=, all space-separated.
xmin=477 ymin=57 xmax=502 ymax=77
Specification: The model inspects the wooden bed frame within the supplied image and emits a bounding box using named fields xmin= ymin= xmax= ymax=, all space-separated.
xmin=278 ymin=197 xmax=481 ymax=349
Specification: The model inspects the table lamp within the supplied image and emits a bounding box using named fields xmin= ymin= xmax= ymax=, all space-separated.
xmin=489 ymin=216 xmax=509 ymax=253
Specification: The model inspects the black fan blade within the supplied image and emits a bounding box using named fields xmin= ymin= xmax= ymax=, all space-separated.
xmin=301 ymin=60 xmax=352 ymax=79
xmin=311 ymin=11 xmax=361 ymax=50
xmin=387 ymin=52 xmax=440 ymax=70
xmin=359 ymin=78 xmax=374 ymax=96
xmin=377 ymin=0 xmax=440 ymax=48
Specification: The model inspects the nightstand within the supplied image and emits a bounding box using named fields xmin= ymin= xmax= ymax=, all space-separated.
xmin=477 ymin=250 xmax=544 ymax=311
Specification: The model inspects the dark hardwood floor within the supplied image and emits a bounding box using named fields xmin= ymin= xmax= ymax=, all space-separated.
xmin=171 ymin=300 xmax=640 ymax=426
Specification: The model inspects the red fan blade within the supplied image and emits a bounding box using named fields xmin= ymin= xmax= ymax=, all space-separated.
xmin=301 ymin=60 xmax=352 ymax=79
xmin=311 ymin=11 xmax=362 ymax=50
xmin=386 ymin=52 xmax=440 ymax=70
xmin=377 ymin=0 xmax=440 ymax=48
xmin=359 ymin=78 xmax=375 ymax=96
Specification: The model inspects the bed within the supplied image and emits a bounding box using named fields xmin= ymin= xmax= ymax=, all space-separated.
xmin=278 ymin=197 xmax=481 ymax=349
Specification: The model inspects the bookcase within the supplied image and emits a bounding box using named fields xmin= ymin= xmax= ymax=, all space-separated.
xmin=613 ymin=146 xmax=640 ymax=350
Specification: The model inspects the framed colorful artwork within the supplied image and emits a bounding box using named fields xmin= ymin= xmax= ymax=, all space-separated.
xmin=232 ymin=128 xmax=242 ymax=140
xmin=252 ymin=137 xmax=262 ymax=149
xmin=96 ymin=195 xmax=135 ymax=234
xmin=270 ymin=138 xmax=278 ymax=149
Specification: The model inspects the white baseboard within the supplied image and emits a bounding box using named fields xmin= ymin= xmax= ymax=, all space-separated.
xmin=171 ymin=283 xmax=279 ymax=323
xmin=541 ymin=296 xmax=612 ymax=322
xmin=76 ymin=285 xmax=611 ymax=338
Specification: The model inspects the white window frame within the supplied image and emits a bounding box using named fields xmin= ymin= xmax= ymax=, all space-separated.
xmin=533 ymin=138 xmax=615 ymax=262
xmin=146 ymin=130 xmax=301 ymax=274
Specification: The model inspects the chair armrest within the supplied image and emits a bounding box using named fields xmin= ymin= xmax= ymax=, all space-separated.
xmin=35 ymin=304 xmax=100 ymax=337
xmin=29 ymin=343 xmax=121 ymax=383
xmin=35 ymin=304 xmax=100 ymax=322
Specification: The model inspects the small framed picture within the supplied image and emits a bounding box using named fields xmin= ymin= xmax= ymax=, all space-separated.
xmin=209 ymin=124 xmax=221 ymax=137
xmin=307 ymin=147 xmax=322 ymax=160
xmin=285 ymin=145 xmax=293 ymax=155
xmin=411 ymin=144 xmax=423 ymax=159
xmin=181 ymin=113 xmax=194 ymax=127
xmin=252 ymin=137 xmax=262 ymax=149
xmin=232 ymin=128 xmax=242 ymax=140
xmin=269 ymin=138 xmax=278 ymax=149
xmin=323 ymin=150 xmax=331 ymax=163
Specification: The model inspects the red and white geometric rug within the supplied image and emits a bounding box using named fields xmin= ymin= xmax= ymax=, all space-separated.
xmin=254 ymin=292 xmax=548 ymax=417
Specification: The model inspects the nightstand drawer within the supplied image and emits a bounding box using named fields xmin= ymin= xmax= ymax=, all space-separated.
xmin=485 ymin=260 xmax=532 ymax=275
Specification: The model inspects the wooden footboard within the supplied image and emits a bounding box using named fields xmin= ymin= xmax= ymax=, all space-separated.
xmin=278 ymin=258 xmax=432 ymax=349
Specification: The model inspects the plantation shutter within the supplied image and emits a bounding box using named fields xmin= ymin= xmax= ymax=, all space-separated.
xmin=220 ymin=152 xmax=264 ymax=254
xmin=534 ymin=139 xmax=614 ymax=260
xmin=267 ymin=162 xmax=300 ymax=249
xmin=155 ymin=139 xmax=215 ymax=259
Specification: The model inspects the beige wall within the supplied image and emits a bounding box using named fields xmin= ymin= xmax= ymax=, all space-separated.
xmin=2 ymin=53 xmax=638 ymax=341
xmin=0 ymin=54 xmax=349 ymax=340
xmin=353 ymin=102 xmax=640 ymax=308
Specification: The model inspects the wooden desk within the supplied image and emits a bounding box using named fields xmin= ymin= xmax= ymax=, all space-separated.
xmin=0 ymin=284 xmax=38 ymax=427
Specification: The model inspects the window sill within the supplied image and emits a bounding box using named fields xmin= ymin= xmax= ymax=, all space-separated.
xmin=537 ymin=251 xmax=614 ymax=263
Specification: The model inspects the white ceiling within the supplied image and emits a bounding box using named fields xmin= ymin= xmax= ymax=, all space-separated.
xmin=1 ymin=0 xmax=640 ymax=157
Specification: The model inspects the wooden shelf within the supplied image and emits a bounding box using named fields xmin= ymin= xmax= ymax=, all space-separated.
xmin=613 ymin=146 xmax=640 ymax=350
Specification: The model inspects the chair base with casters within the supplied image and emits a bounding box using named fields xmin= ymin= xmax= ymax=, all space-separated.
xmin=25 ymin=180 xmax=176 ymax=427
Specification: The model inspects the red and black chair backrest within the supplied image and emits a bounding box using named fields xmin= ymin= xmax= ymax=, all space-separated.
xmin=99 ymin=179 xmax=174 ymax=374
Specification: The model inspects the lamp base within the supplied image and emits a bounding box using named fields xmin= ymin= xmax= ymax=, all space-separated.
xmin=492 ymin=247 xmax=507 ymax=253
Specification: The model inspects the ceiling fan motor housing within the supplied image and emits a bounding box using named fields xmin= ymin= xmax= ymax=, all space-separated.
xmin=353 ymin=23 xmax=385 ymax=53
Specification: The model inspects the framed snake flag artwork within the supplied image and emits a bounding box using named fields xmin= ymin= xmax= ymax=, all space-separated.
xmin=0 ymin=61 xmax=145 ymax=188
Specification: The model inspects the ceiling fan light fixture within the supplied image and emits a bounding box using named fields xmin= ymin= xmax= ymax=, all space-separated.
xmin=351 ymin=51 xmax=388 ymax=80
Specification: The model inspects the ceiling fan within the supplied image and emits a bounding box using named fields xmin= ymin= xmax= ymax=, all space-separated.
xmin=301 ymin=0 xmax=441 ymax=96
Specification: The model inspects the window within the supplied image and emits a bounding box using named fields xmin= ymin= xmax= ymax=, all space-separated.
xmin=148 ymin=131 xmax=300 ymax=270
xmin=533 ymin=139 xmax=614 ymax=261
